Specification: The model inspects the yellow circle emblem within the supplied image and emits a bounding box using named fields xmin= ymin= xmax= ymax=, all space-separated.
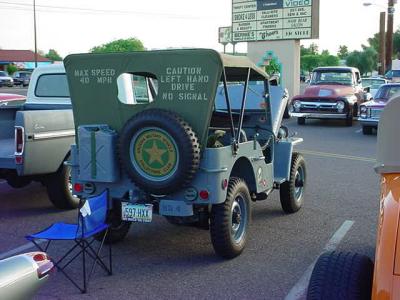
xmin=133 ymin=130 xmax=177 ymax=178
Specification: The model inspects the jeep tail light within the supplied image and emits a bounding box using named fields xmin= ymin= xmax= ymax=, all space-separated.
xmin=74 ymin=183 xmax=83 ymax=193
xmin=199 ymin=190 xmax=209 ymax=200
xmin=15 ymin=126 xmax=24 ymax=154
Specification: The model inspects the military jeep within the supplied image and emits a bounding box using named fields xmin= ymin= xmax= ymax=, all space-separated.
xmin=64 ymin=49 xmax=306 ymax=259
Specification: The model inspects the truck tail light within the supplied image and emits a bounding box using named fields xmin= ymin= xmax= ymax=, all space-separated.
xmin=15 ymin=126 xmax=24 ymax=154
xmin=15 ymin=126 xmax=25 ymax=164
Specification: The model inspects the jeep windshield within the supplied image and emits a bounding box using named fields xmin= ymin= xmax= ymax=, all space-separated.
xmin=311 ymin=70 xmax=353 ymax=86
xmin=215 ymin=82 xmax=266 ymax=111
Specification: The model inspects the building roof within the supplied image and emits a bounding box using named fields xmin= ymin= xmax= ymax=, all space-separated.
xmin=0 ymin=50 xmax=50 ymax=62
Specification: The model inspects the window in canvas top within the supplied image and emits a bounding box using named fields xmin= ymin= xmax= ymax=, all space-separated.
xmin=117 ymin=73 xmax=158 ymax=105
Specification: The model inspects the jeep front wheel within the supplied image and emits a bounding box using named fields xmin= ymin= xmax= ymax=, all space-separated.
xmin=210 ymin=177 xmax=251 ymax=259
xmin=280 ymin=153 xmax=306 ymax=213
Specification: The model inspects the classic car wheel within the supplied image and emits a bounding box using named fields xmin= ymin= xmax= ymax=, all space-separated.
xmin=280 ymin=153 xmax=306 ymax=213
xmin=297 ymin=117 xmax=305 ymax=125
xmin=210 ymin=177 xmax=251 ymax=259
xmin=94 ymin=199 xmax=131 ymax=244
xmin=362 ymin=126 xmax=373 ymax=135
xmin=46 ymin=157 xmax=80 ymax=209
xmin=307 ymin=251 xmax=373 ymax=300
xmin=118 ymin=109 xmax=200 ymax=195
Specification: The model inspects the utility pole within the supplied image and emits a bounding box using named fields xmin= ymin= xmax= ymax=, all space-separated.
xmin=33 ymin=0 xmax=38 ymax=68
xmin=386 ymin=0 xmax=395 ymax=71
xmin=379 ymin=12 xmax=386 ymax=75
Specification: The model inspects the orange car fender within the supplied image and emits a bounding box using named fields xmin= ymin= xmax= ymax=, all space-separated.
xmin=372 ymin=174 xmax=400 ymax=300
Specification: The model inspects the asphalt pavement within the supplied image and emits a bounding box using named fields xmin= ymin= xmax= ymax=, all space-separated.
xmin=0 ymin=86 xmax=28 ymax=96
xmin=0 ymin=115 xmax=379 ymax=299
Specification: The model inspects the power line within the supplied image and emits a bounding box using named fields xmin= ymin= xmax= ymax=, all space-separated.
xmin=0 ymin=1 xmax=216 ymax=20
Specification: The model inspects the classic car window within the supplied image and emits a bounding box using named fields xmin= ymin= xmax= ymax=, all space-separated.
xmin=362 ymin=79 xmax=386 ymax=89
xmin=215 ymin=82 xmax=266 ymax=110
xmin=0 ymin=71 xmax=7 ymax=77
xmin=117 ymin=73 xmax=158 ymax=105
xmin=311 ymin=71 xmax=353 ymax=86
xmin=375 ymin=85 xmax=400 ymax=101
xmin=35 ymin=73 xmax=70 ymax=98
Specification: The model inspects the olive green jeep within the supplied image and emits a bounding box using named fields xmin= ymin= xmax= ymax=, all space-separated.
xmin=64 ymin=49 xmax=306 ymax=259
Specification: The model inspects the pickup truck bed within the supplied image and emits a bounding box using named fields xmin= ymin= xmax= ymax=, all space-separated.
xmin=0 ymin=138 xmax=14 ymax=169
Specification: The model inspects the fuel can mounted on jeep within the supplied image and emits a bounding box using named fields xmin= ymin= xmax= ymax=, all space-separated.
xmin=64 ymin=49 xmax=306 ymax=258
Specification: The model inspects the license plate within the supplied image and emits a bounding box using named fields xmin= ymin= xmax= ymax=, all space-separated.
xmin=121 ymin=202 xmax=153 ymax=223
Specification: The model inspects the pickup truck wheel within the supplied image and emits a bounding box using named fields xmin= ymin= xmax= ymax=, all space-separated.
xmin=297 ymin=117 xmax=305 ymax=125
xmin=307 ymin=251 xmax=373 ymax=300
xmin=46 ymin=161 xmax=79 ymax=209
xmin=210 ymin=177 xmax=251 ymax=259
xmin=94 ymin=199 xmax=131 ymax=244
xmin=345 ymin=114 xmax=353 ymax=127
xmin=362 ymin=126 xmax=373 ymax=135
xmin=280 ymin=153 xmax=306 ymax=214
xmin=119 ymin=109 xmax=200 ymax=195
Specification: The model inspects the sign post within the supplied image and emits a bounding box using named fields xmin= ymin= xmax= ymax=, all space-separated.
xmin=218 ymin=27 xmax=233 ymax=54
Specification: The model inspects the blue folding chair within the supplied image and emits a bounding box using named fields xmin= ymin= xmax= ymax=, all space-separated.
xmin=26 ymin=190 xmax=112 ymax=293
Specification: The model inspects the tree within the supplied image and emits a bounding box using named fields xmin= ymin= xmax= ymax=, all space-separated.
xmin=264 ymin=58 xmax=281 ymax=76
xmin=90 ymin=37 xmax=145 ymax=53
xmin=7 ymin=64 xmax=17 ymax=75
xmin=337 ymin=45 xmax=349 ymax=60
xmin=367 ymin=27 xmax=400 ymax=58
xmin=45 ymin=49 xmax=62 ymax=61
xmin=346 ymin=47 xmax=377 ymax=75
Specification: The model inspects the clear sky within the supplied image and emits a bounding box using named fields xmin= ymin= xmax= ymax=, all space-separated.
xmin=0 ymin=0 xmax=399 ymax=57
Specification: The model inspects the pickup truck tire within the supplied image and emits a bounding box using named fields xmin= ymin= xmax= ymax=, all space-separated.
xmin=45 ymin=160 xmax=79 ymax=209
xmin=119 ymin=109 xmax=200 ymax=195
xmin=297 ymin=117 xmax=305 ymax=125
xmin=210 ymin=177 xmax=251 ymax=259
xmin=307 ymin=251 xmax=373 ymax=300
xmin=345 ymin=114 xmax=353 ymax=127
xmin=280 ymin=153 xmax=306 ymax=214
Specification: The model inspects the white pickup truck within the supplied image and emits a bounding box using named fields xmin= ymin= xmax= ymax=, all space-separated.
xmin=0 ymin=64 xmax=78 ymax=209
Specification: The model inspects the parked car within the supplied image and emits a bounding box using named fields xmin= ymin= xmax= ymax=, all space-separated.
xmin=361 ymin=77 xmax=387 ymax=98
xmin=359 ymin=83 xmax=400 ymax=134
xmin=306 ymin=94 xmax=400 ymax=300
xmin=0 ymin=252 xmax=54 ymax=299
xmin=0 ymin=71 xmax=14 ymax=87
xmin=291 ymin=67 xmax=370 ymax=126
xmin=0 ymin=64 xmax=78 ymax=209
xmin=385 ymin=69 xmax=400 ymax=82
xmin=0 ymin=93 xmax=26 ymax=106
xmin=12 ymin=71 xmax=32 ymax=87
xmin=65 ymin=49 xmax=306 ymax=258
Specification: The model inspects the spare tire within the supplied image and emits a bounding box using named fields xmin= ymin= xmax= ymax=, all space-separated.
xmin=119 ymin=109 xmax=200 ymax=195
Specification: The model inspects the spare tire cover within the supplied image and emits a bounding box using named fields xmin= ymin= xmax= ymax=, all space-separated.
xmin=119 ymin=109 xmax=200 ymax=195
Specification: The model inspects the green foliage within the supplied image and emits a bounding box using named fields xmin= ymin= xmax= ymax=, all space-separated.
xmin=300 ymin=46 xmax=340 ymax=72
xmin=45 ymin=49 xmax=62 ymax=61
xmin=264 ymin=58 xmax=281 ymax=76
xmin=90 ymin=38 xmax=145 ymax=53
xmin=346 ymin=47 xmax=377 ymax=75
xmin=337 ymin=45 xmax=349 ymax=59
xmin=6 ymin=64 xmax=17 ymax=75
xmin=367 ymin=27 xmax=400 ymax=58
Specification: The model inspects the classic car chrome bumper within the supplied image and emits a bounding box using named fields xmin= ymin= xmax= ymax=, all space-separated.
xmin=358 ymin=118 xmax=379 ymax=126
xmin=291 ymin=113 xmax=347 ymax=119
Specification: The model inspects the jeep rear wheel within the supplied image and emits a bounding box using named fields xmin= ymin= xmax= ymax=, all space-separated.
xmin=119 ymin=109 xmax=200 ymax=195
xmin=210 ymin=177 xmax=251 ymax=259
